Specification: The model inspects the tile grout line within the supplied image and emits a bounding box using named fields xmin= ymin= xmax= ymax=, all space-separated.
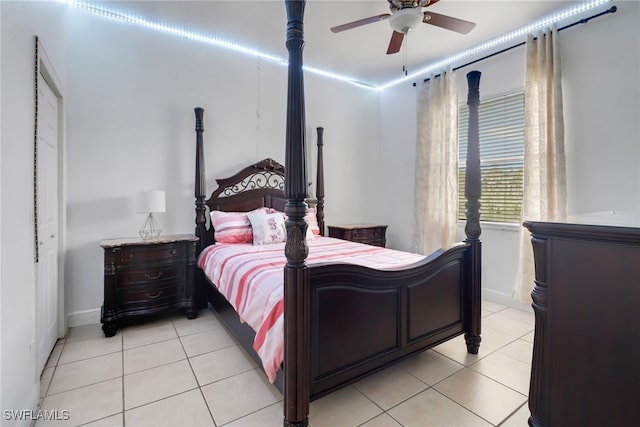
xmin=121 ymin=329 xmax=126 ymax=427
xmin=430 ymin=387 xmax=498 ymax=426
xmin=175 ymin=309 xmax=218 ymax=426
xmin=496 ymin=400 xmax=530 ymax=427
xmin=40 ymin=338 xmax=65 ymax=405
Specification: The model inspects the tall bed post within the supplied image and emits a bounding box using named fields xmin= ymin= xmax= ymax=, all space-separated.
xmin=283 ymin=1 xmax=310 ymax=427
xmin=194 ymin=107 xmax=207 ymax=254
xmin=463 ymin=71 xmax=482 ymax=353
xmin=315 ymin=126 xmax=325 ymax=236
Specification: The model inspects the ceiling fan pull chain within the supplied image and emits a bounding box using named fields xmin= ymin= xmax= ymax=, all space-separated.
xmin=403 ymin=34 xmax=408 ymax=76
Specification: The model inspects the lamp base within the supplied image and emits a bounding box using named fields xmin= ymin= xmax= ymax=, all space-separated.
xmin=139 ymin=213 xmax=162 ymax=241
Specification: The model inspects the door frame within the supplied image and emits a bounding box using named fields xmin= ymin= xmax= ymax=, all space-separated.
xmin=34 ymin=36 xmax=66 ymax=360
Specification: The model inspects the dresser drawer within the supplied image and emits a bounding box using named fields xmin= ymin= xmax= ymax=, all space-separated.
xmin=118 ymin=242 xmax=185 ymax=266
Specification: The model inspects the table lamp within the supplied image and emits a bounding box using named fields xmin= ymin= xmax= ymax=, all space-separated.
xmin=136 ymin=190 xmax=166 ymax=241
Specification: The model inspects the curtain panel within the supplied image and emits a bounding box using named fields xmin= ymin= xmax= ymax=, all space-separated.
xmin=513 ymin=26 xmax=567 ymax=304
xmin=413 ymin=69 xmax=459 ymax=256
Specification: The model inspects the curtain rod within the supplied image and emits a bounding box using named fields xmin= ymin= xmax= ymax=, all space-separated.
xmin=413 ymin=5 xmax=617 ymax=86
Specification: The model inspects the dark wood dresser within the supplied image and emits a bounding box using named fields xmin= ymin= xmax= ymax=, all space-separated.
xmin=100 ymin=234 xmax=199 ymax=337
xmin=327 ymin=224 xmax=387 ymax=247
xmin=524 ymin=221 xmax=640 ymax=427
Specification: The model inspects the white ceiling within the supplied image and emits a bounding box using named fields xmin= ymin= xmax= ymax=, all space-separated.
xmin=89 ymin=1 xmax=598 ymax=87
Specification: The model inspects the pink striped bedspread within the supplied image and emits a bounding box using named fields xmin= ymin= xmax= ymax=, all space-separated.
xmin=198 ymin=236 xmax=425 ymax=382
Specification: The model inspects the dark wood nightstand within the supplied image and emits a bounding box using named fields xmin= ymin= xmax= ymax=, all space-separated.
xmin=327 ymin=224 xmax=388 ymax=247
xmin=100 ymin=234 xmax=199 ymax=337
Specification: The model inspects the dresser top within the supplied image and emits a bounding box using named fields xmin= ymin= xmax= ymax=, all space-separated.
xmin=100 ymin=234 xmax=198 ymax=248
xmin=524 ymin=221 xmax=640 ymax=245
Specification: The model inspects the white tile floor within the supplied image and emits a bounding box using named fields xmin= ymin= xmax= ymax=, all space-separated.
xmin=38 ymin=301 xmax=534 ymax=426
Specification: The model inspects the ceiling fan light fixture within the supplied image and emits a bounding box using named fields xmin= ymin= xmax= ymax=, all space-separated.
xmin=389 ymin=8 xmax=424 ymax=34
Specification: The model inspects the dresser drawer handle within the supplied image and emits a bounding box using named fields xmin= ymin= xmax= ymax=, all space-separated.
xmin=146 ymin=291 xmax=162 ymax=299
xmin=145 ymin=272 xmax=163 ymax=280
xmin=170 ymin=249 xmax=177 ymax=255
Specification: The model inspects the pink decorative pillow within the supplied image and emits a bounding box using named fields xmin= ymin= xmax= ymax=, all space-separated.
xmin=306 ymin=207 xmax=321 ymax=236
xmin=210 ymin=208 xmax=267 ymax=243
xmin=247 ymin=210 xmax=287 ymax=245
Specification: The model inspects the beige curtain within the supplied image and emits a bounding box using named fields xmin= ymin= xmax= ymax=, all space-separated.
xmin=413 ymin=69 xmax=459 ymax=255
xmin=513 ymin=26 xmax=567 ymax=303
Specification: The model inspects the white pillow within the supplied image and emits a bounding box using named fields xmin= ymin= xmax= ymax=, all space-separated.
xmin=247 ymin=210 xmax=287 ymax=245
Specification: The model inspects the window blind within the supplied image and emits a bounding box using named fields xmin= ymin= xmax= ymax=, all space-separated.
xmin=458 ymin=91 xmax=525 ymax=223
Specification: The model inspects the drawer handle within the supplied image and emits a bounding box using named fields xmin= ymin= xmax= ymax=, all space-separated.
xmin=146 ymin=291 xmax=162 ymax=299
xmin=170 ymin=249 xmax=177 ymax=255
xmin=145 ymin=272 xmax=163 ymax=280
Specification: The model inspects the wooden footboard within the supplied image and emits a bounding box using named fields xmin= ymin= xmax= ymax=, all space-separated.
xmin=308 ymin=242 xmax=473 ymax=398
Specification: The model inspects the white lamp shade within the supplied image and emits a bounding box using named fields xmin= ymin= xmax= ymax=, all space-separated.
xmin=136 ymin=190 xmax=166 ymax=213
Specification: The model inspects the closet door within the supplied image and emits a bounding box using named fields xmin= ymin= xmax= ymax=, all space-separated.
xmin=36 ymin=71 xmax=60 ymax=373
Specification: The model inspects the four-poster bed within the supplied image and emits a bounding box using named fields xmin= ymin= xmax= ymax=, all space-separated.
xmin=193 ymin=2 xmax=482 ymax=425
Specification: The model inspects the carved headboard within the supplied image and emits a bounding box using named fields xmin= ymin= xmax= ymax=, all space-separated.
xmin=193 ymin=109 xmax=325 ymax=253
xmin=207 ymin=158 xmax=288 ymax=213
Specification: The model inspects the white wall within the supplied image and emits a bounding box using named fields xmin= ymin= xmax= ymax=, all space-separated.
xmin=562 ymin=0 xmax=640 ymax=215
xmin=378 ymin=1 xmax=640 ymax=307
xmin=0 ymin=1 xmax=67 ymax=423
xmin=63 ymin=7 xmax=380 ymax=321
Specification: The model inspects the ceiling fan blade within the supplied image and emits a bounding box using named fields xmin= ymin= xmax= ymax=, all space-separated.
xmin=423 ymin=11 xmax=476 ymax=34
xmin=386 ymin=30 xmax=404 ymax=55
xmin=331 ymin=14 xmax=391 ymax=33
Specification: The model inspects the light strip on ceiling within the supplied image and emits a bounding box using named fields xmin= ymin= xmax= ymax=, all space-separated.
xmin=61 ymin=0 xmax=611 ymax=92
xmin=58 ymin=0 xmax=378 ymax=91
xmin=379 ymin=0 xmax=612 ymax=90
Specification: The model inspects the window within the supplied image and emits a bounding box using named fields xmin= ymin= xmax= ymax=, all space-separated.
xmin=458 ymin=91 xmax=524 ymax=223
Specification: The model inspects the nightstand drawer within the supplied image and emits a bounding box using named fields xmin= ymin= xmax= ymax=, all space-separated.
xmin=328 ymin=224 xmax=387 ymax=247
xmin=117 ymin=265 xmax=185 ymax=290
xmin=117 ymin=282 xmax=182 ymax=307
xmin=118 ymin=243 xmax=185 ymax=266
xmin=344 ymin=228 xmax=383 ymax=242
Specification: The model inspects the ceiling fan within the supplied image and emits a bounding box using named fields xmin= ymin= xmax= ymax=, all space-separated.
xmin=331 ymin=0 xmax=476 ymax=55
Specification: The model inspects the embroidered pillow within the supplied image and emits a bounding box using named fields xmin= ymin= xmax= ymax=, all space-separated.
xmin=269 ymin=209 xmax=316 ymax=240
xmin=210 ymin=208 xmax=267 ymax=243
xmin=247 ymin=210 xmax=287 ymax=245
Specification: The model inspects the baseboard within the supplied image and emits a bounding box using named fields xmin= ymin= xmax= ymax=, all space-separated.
xmin=482 ymin=288 xmax=531 ymax=311
xmin=66 ymin=308 xmax=100 ymax=328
